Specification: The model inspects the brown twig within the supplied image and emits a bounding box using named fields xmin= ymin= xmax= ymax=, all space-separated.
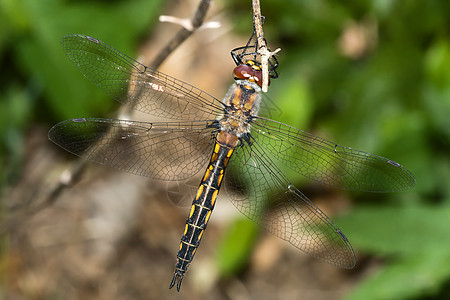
xmin=124 ymin=0 xmax=212 ymax=114
xmin=151 ymin=0 xmax=211 ymax=69
xmin=252 ymin=0 xmax=279 ymax=92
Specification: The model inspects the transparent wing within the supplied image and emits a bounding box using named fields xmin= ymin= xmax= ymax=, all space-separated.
xmin=48 ymin=118 xmax=216 ymax=180
xmin=226 ymin=137 xmax=356 ymax=268
xmin=61 ymin=34 xmax=224 ymax=121
xmin=251 ymin=118 xmax=416 ymax=192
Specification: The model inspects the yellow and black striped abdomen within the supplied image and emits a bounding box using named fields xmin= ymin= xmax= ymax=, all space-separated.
xmin=170 ymin=134 xmax=236 ymax=291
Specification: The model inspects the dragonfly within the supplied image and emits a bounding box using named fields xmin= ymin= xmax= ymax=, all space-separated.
xmin=49 ymin=34 xmax=415 ymax=291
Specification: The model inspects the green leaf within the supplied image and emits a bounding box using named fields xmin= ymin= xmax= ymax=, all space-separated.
xmin=215 ymin=218 xmax=259 ymax=278
xmin=345 ymin=249 xmax=450 ymax=300
xmin=273 ymin=75 xmax=313 ymax=130
xmin=339 ymin=204 xmax=450 ymax=299
xmin=339 ymin=205 xmax=450 ymax=254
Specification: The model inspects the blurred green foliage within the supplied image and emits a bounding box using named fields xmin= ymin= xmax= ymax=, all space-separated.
xmin=0 ymin=0 xmax=164 ymax=185
xmin=340 ymin=205 xmax=450 ymax=300
xmin=215 ymin=218 xmax=259 ymax=278
xmin=1 ymin=0 xmax=450 ymax=299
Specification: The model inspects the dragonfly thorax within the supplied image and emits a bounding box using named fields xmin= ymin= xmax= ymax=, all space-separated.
xmin=220 ymin=80 xmax=261 ymax=137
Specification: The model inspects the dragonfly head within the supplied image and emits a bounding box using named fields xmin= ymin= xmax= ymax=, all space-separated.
xmin=233 ymin=60 xmax=269 ymax=88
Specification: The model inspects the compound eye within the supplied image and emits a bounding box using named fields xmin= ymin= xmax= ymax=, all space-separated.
xmin=233 ymin=65 xmax=266 ymax=87
xmin=233 ymin=65 xmax=254 ymax=80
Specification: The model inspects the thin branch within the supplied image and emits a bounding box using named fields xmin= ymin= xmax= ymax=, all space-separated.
xmin=124 ymin=0 xmax=211 ymax=114
xmin=160 ymin=15 xmax=220 ymax=31
xmin=150 ymin=0 xmax=211 ymax=69
xmin=0 ymin=159 xmax=87 ymax=234
xmin=252 ymin=0 xmax=271 ymax=92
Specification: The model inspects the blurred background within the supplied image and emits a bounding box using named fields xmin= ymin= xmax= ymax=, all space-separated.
xmin=1 ymin=0 xmax=449 ymax=299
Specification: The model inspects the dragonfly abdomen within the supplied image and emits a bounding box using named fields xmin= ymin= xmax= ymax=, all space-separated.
xmin=170 ymin=131 xmax=238 ymax=291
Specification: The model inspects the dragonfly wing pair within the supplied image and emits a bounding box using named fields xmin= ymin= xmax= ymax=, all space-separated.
xmin=50 ymin=34 xmax=416 ymax=289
